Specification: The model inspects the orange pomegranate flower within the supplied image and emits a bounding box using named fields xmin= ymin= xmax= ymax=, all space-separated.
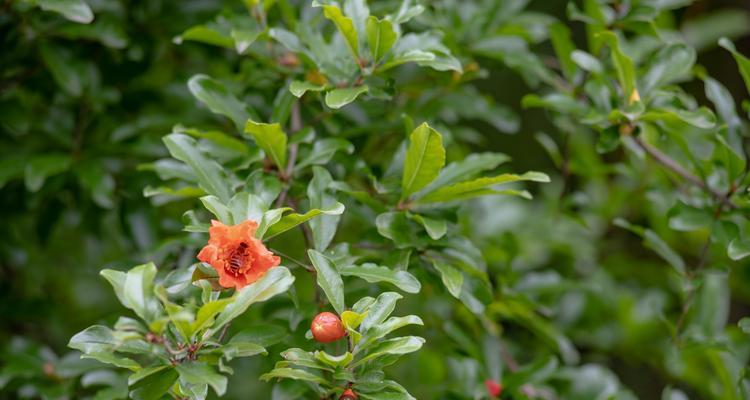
xmin=197 ymin=219 xmax=280 ymax=290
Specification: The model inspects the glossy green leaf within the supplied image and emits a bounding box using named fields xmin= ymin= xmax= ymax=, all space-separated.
xmin=37 ymin=0 xmax=93 ymax=24
xmin=188 ymin=74 xmax=250 ymax=130
xmin=416 ymin=152 xmax=510 ymax=198
xmin=307 ymin=167 xmax=342 ymax=251
xmin=340 ymin=263 xmax=421 ymax=293
xmin=598 ymin=31 xmax=637 ymax=101
xmin=408 ymin=214 xmax=446 ymax=240
xmin=351 ymin=336 xmax=425 ymax=367
xmin=163 ymin=133 xmax=233 ymax=203
xmin=129 ymin=367 xmax=178 ymax=400
xmin=260 ymin=367 xmax=327 ymax=385
xmin=176 ymin=362 xmax=227 ymax=396
xmin=366 ymin=16 xmax=397 ymax=62
xmin=308 ymin=249 xmax=345 ymax=315
xmin=432 ymin=260 xmax=463 ymax=298
xmin=549 ymin=22 xmax=577 ymax=80
xmin=325 ymin=86 xmax=369 ymax=109
xmin=208 ymin=267 xmax=295 ymax=336
xmin=728 ymin=238 xmax=750 ymax=260
xmin=289 ymin=80 xmax=328 ymax=98
xmin=360 ymin=292 xmax=402 ymax=332
xmin=401 ymin=123 xmax=445 ymax=199
xmin=244 ymin=120 xmax=288 ymax=170
xmin=263 ymin=202 xmax=345 ymax=239
xmin=320 ymin=4 xmax=359 ymax=60
xmin=417 ymin=172 xmax=549 ymax=203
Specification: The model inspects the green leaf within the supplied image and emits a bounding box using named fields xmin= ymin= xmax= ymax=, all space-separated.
xmin=37 ymin=0 xmax=93 ymax=24
xmin=191 ymin=298 xmax=233 ymax=335
xmin=415 ymin=152 xmax=510 ymax=198
xmin=228 ymin=324 xmax=287 ymax=348
xmin=351 ymin=336 xmax=425 ymax=368
xmin=123 ymin=263 xmax=162 ymax=323
xmin=314 ymin=351 xmax=353 ymax=368
xmin=129 ymin=367 xmax=178 ymax=400
xmin=366 ymin=16 xmax=397 ymax=62
xmin=682 ymin=9 xmax=750 ymax=51
xmin=409 ymin=214 xmax=446 ymax=240
xmin=227 ymin=192 xmax=265 ymax=225
xmin=571 ymin=50 xmax=603 ymax=74
xmin=188 ymin=74 xmax=250 ymax=130
xmin=163 ymin=133 xmax=233 ymax=203
xmin=614 ymin=219 xmax=686 ymax=275
xmin=244 ymin=120 xmax=288 ymax=169
xmin=260 ymin=367 xmax=327 ymax=385
xmin=307 ymin=249 xmax=345 ymax=315
xmin=325 ymin=86 xmax=369 ymax=109
xmin=296 ymin=138 xmax=354 ymax=171
xmin=417 ymin=172 xmax=549 ymax=203
xmin=39 ymin=43 xmax=86 ymax=96
xmin=401 ymin=123 xmax=445 ymax=199
xmin=719 ymin=38 xmax=750 ymax=96
xmin=340 ymin=263 xmax=421 ymax=294
xmin=640 ymin=44 xmax=696 ymax=94
xmin=176 ymin=362 xmax=227 ymax=396
xmin=289 ymin=81 xmax=328 ymax=98
xmin=431 ymin=260 xmax=463 ymax=298
xmin=641 ymin=107 xmax=717 ymax=129
xmin=341 ymin=310 xmax=367 ymax=331
xmin=360 ymin=292 xmax=402 ymax=332
xmin=357 ymin=315 xmax=423 ymax=351
xmin=667 ymin=202 xmax=712 ymax=232
xmin=200 ymin=195 xmax=232 ymax=223
xmin=24 ymin=153 xmax=72 ymax=192
xmin=307 ymin=167 xmax=342 ymax=251
xmin=319 ymin=4 xmax=359 ymax=60
xmin=739 ymin=317 xmax=750 ymax=334
xmin=67 ymin=326 xmax=140 ymax=370
xmin=176 ymin=25 xmax=233 ymax=49
xmin=208 ymin=267 xmax=295 ymax=336
xmin=728 ymin=238 xmax=750 ymax=260
xmin=549 ymin=22 xmax=577 ymax=80
xmin=263 ymin=202 xmax=345 ymax=239
xmin=598 ymin=31 xmax=637 ymax=101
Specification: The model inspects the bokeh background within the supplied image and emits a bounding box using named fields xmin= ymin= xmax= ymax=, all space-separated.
xmin=2 ymin=0 xmax=750 ymax=399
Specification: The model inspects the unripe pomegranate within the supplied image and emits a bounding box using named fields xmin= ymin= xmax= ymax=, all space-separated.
xmin=340 ymin=388 xmax=358 ymax=400
xmin=311 ymin=312 xmax=346 ymax=343
xmin=485 ymin=379 xmax=502 ymax=397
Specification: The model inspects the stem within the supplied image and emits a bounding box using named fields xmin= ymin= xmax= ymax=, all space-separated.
xmin=631 ymin=135 xmax=737 ymax=209
xmin=217 ymin=322 xmax=231 ymax=343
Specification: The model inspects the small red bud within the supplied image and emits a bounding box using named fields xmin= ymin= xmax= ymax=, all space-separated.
xmin=340 ymin=388 xmax=358 ymax=400
xmin=311 ymin=312 xmax=346 ymax=343
xmin=485 ymin=379 xmax=503 ymax=397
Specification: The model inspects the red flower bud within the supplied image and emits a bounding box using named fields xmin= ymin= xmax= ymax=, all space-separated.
xmin=311 ymin=312 xmax=346 ymax=343
xmin=485 ymin=379 xmax=503 ymax=397
xmin=340 ymin=389 xmax=358 ymax=400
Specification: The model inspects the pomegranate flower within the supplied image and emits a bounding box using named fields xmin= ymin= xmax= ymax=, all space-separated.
xmin=197 ymin=220 xmax=280 ymax=290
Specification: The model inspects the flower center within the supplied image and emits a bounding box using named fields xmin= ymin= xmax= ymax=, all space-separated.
xmin=226 ymin=242 xmax=252 ymax=276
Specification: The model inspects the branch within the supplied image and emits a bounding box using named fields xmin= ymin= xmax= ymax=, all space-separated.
xmin=631 ymin=135 xmax=737 ymax=209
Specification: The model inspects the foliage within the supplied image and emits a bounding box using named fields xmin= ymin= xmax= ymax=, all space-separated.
xmin=2 ymin=0 xmax=750 ymax=399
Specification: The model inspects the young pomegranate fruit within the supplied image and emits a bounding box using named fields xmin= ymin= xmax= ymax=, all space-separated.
xmin=339 ymin=388 xmax=358 ymax=400
xmin=311 ymin=311 xmax=346 ymax=343
xmin=485 ymin=379 xmax=503 ymax=397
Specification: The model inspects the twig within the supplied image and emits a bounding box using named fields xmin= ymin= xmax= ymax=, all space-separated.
xmin=631 ymin=135 xmax=737 ymax=209
xmin=217 ymin=322 xmax=231 ymax=343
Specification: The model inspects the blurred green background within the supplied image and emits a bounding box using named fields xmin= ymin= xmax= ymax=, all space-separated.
xmin=2 ymin=0 xmax=750 ymax=399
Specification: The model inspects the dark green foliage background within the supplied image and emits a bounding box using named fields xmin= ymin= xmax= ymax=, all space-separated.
xmin=2 ymin=0 xmax=750 ymax=399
